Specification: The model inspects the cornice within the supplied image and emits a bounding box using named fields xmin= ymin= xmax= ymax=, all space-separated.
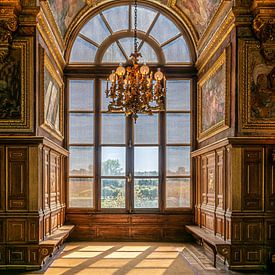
xmin=197 ymin=0 xmax=232 ymax=54
xmin=39 ymin=0 xmax=65 ymax=52
xmin=196 ymin=9 xmax=235 ymax=72
xmin=37 ymin=10 xmax=65 ymax=72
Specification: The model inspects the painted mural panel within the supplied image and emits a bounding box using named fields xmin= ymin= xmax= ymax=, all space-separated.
xmin=240 ymin=40 xmax=275 ymax=132
xmin=48 ymin=0 xmax=86 ymax=36
xmin=176 ymin=0 xmax=221 ymax=36
xmin=198 ymin=49 xmax=229 ymax=141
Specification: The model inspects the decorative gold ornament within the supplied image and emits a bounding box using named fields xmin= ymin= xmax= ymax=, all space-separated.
xmin=105 ymin=0 xmax=166 ymax=122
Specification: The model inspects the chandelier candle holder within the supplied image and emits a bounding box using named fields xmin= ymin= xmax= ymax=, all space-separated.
xmin=105 ymin=0 xmax=166 ymax=122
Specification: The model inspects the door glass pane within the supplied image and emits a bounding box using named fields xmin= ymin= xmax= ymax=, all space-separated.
xmin=102 ymin=114 xmax=125 ymax=144
xmin=102 ymin=6 xmax=129 ymax=33
xmin=166 ymin=178 xmax=190 ymax=208
xmin=102 ymin=42 xmax=126 ymax=63
xmin=150 ymin=14 xmax=180 ymax=44
xmin=166 ymin=114 xmax=190 ymax=144
xmin=80 ymin=15 xmax=110 ymax=45
xmin=101 ymin=147 xmax=126 ymax=176
xmin=134 ymin=147 xmax=158 ymax=176
xmin=162 ymin=36 xmax=190 ymax=63
xmin=69 ymin=80 xmax=94 ymax=111
xmin=69 ymin=178 xmax=93 ymax=208
xmin=69 ymin=114 xmax=94 ymax=144
xmin=70 ymin=37 xmax=97 ymax=63
xmin=166 ymin=80 xmax=190 ymax=111
xmin=134 ymin=115 xmax=158 ymax=144
xmin=134 ymin=179 xmax=158 ymax=208
xmin=69 ymin=147 xmax=94 ymax=176
xmin=166 ymin=147 xmax=190 ymax=176
xmin=101 ymin=179 xmax=126 ymax=208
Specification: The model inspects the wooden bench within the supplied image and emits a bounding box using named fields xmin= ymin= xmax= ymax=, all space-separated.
xmin=39 ymin=225 xmax=75 ymax=266
xmin=185 ymin=225 xmax=230 ymax=267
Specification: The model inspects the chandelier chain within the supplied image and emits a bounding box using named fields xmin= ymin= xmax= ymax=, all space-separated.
xmin=134 ymin=0 xmax=138 ymax=53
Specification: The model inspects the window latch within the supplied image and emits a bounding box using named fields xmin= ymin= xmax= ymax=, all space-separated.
xmin=127 ymin=172 xmax=132 ymax=184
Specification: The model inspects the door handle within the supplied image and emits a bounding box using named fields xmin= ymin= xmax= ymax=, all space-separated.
xmin=126 ymin=172 xmax=132 ymax=184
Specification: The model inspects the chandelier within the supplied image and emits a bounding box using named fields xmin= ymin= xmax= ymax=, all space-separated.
xmin=105 ymin=0 xmax=166 ymax=122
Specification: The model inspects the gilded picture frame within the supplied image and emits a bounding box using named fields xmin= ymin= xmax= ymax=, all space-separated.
xmin=0 ymin=37 xmax=34 ymax=132
xmin=197 ymin=49 xmax=230 ymax=141
xmin=239 ymin=40 xmax=275 ymax=133
xmin=40 ymin=51 xmax=64 ymax=140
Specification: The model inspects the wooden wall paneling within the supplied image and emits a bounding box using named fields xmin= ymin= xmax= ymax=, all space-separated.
xmin=195 ymin=156 xmax=201 ymax=225
xmin=243 ymin=148 xmax=263 ymax=211
xmin=28 ymin=219 xmax=39 ymax=243
xmin=7 ymin=247 xmax=27 ymax=265
xmin=43 ymin=147 xmax=50 ymax=212
xmin=49 ymin=151 xmax=58 ymax=209
xmin=7 ymin=147 xmax=28 ymax=211
xmin=7 ymin=219 xmax=26 ymax=243
xmin=206 ymin=152 xmax=216 ymax=206
xmin=267 ymin=148 xmax=275 ymax=211
xmin=243 ymin=219 xmax=263 ymax=243
xmin=216 ymin=148 xmax=225 ymax=210
xmin=0 ymin=245 xmax=4 ymax=264
xmin=29 ymin=146 xmax=41 ymax=211
xmin=0 ymin=219 xmax=4 ymax=243
xmin=0 ymin=146 xmax=4 ymax=211
xmin=201 ymin=156 xmax=207 ymax=205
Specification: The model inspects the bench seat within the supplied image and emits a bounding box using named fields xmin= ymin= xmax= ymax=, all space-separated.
xmin=186 ymin=225 xmax=230 ymax=267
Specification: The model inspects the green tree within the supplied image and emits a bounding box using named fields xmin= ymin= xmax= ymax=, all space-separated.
xmin=102 ymin=159 xmax=122 ymax=175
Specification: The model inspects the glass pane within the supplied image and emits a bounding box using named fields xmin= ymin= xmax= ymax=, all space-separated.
xmin=69 ymin=114 xmax=94 ymax=144
xmin=69 ymin=80 xmax=94 ymax=111
xmin=131 ymin=5 xmax=157 ymax=33
xmin=166 ymin=147 xmax=190 ymax=176
xmin=139 ymin=42 xmax=158 ymax=63
xmin=80 ymin=15 xmax=110 ymax=45
xmin=166 ymin=178 xmax=190 ymax=208
xmin=134 ymin=179 xmax=158 ymax=208
xmin=134 ymin=115 xmax=158 ymax=144
xmin=70 ymin=37 xmax=97 ymax=63
xmin=134 ymin=147 xmax=158 ymax=176
xmin=166 ymin=80 xmax=190 ymax=111
xmin=69 ymin=178 xmax=93 ymax=208
xmin=102 ymin=114 xmax=125 ymax=144
xmin=69 ymin=147 xmax=94 ymax=176
xmin=102 ymin=6 xmax=129 ymax=32
xmin=166 ymin=114 xmax=190 ymax=144
xmin=163 ymin=36 xmax=191 ymax=63
xmin=102 ymin=42 xmax=126 ymax=63
xmin=118 ymin=37 xmax=142 ymax=58
xmin=150 ymin=14 xmax=180 ymax=45
xmin=101 ymin=179 xmax=125 ymax=208
xmin=101 ymin=147 xmax=126 ymax=176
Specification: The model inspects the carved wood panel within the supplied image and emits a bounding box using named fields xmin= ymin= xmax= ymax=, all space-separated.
xmin=243 ymin=148 xmax=263 ymax=211
xmin=267 ymin=148 xmax=275 ymax=210
xmin=50 ymin=151 xmax=59 ymax=207
xmin=7 ymin=220 xmax=26 ymax=243
xmin=0 ymin=219 xmax=4 ymax=243
xmin=43 ymin=147 xmax=50 ymax=211
xmin=244 ymin=220 xmax=263 ymax=242
xmin=0 ymin=147 xmax=4 ymax=211
xmin=216 ymin=149 xmax=225 ymax=209
xmin=7 ymin=148 xmax=28 ymax=210
xmin=201 ymin=156 xmax=207 ymax=204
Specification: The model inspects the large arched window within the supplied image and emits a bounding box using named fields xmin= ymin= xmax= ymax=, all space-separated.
xmin=66 ymin=3 xmax=195 ymax=212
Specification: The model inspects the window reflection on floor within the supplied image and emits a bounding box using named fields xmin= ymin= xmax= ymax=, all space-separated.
xmin=42 ymin=242 xmax=193 ymax=275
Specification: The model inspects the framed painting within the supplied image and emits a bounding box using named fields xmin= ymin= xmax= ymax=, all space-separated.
xmin=197 ymin=49 xmax=230 ymax=141
xmin=40 ymin=51 xmax=64 ymax=140
xmin=0 ymin=37 xmax=34 ymax=132
xmin=239 ymin=40 xmax=275 ymax=133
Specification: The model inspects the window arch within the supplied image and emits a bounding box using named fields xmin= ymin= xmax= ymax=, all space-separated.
xmin=66 ymin=3 xmax=195 ymax=212
xmin=68 ymin=4 xmax=193 ymax=65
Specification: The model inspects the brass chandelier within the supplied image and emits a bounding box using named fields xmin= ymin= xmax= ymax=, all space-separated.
xmin=105 ymin=0 xmax=166 ymax=122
